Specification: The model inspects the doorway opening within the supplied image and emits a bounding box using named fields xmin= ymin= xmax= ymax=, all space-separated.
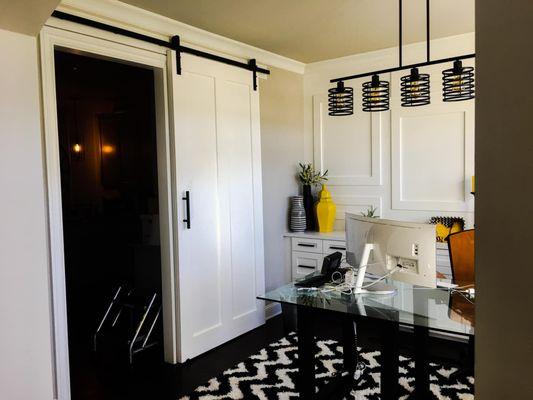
xmin=55 ymin=50 xmax=167 ymax=399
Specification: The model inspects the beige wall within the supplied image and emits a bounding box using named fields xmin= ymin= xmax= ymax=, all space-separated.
xmin=259 ymin=68 xmax=304 ymax=291
xmin=0 ymin=28 xmax=55 ymax=399
xmin=476 ymin=0 xmax=533 ymax=397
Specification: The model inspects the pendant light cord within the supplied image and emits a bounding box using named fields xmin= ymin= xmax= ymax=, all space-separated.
xmin=399 ymin=0 xmax=403 ymax=68
xmin=426 ymin=0 xmax=430 ymax=63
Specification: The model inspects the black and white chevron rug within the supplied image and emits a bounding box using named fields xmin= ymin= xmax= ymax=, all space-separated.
xmin=180 ymin=333 xmax=474 ymax=399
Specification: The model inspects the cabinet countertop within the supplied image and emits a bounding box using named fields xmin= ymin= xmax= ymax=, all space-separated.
xmin=283 ymin=231 xmax=346 ymax=241
xmin=284 ymin=230 xmax=449 ymax=249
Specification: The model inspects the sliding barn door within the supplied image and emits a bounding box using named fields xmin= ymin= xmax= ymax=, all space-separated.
xmin=168 ymin=52 xmax=265 ymax=361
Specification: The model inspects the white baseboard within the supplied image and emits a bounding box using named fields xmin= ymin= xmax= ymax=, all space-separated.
xmin=265 ymin=302 xmax=282 ymax=320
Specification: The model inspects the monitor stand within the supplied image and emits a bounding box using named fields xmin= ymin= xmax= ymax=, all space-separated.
xmin=353 ymin=243 xmax=396 ymax=295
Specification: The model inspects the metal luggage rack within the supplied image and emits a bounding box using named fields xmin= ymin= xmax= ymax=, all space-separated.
xmin=94 ymin=285 xmax=162 ymax=364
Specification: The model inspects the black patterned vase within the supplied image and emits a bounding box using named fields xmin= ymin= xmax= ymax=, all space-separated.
xmin=289 ymin=196 xmax=306 ymax=232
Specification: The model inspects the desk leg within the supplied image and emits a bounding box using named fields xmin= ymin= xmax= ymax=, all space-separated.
xmin=297 ymin=306 xmax=315 ymax=399
xmin=467 ymin=335 xmax=475 ymax=371
xmin=381 ymin=321 xmax=400 ymax=400
xmin=413 ymin=326 xmax=430 ymax=399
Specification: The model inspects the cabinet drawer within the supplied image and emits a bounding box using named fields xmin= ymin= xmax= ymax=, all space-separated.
xmin=323 ymin=240 xmax=347 ymax=256
xmin=436 ymin=250 xmax=452 ymax=279
xmin=436 ymin=266 xmax=453 ymax=280
xmin=291 ymin=237 xmax=323 ymax=253
xmin=292 ymin=251 xmax=324 ymax=280
xmin=436 ymin=254 xmax=451 ymax=266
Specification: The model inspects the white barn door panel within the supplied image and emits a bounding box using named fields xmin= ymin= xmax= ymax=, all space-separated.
xmin=216 ymin=80 xmax=265 ymax=331
xmin=168 ymin=52 xmax=265 ymax=362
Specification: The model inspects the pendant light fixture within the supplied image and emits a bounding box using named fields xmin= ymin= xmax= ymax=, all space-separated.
xmin=362 ymin=75 xmax=390 ymax=112
xmin=401 ymin=67 xmax=430 ymax=107
xmin=327 ymin=0 xmax=475 ymax=115
xmin=442 ymin=59 xmax=475 ymax=102
xmin=328 ymin=80 xmax=354 ymax=116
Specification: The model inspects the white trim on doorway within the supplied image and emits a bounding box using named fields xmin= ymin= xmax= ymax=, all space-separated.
xmin=39 ymin=25 xmax=179 ymax=400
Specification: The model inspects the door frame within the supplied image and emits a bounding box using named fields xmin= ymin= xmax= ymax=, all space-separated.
xmin=39 ymin=24 xmax=179 ymax=400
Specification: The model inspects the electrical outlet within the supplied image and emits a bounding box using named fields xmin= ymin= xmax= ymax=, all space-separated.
xmin=399 ymin=258 xmax=418 ymax=272
xmin=386 ymin=255 xmax=418 ymax=273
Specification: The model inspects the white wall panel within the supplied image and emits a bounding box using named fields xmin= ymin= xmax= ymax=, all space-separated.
xmin=313 ymin=92 xmax=382 ymax=186
xmin=391 ymin=107 xmax=473 ymax=211
xmin=333 ymin=195 xmax=382 ymax=229
xmin=401 ymin=113 xmax=465 ymax=202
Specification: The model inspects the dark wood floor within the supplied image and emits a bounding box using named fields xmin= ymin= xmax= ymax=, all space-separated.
xmin=71 ymin=314 xmax=286 ymax=400
xmin=70 ymin=310 xmax=469 ymax=399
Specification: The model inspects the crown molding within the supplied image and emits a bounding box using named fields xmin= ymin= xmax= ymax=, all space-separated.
xmin=57 ymin=0 xmax=305 ymax=74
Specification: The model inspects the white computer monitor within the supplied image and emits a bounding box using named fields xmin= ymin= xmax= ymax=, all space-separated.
xmin=345 ymin=213 xmax=436 ymax=294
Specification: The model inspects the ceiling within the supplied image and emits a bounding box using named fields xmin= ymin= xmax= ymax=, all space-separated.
xmin=121 ymin=0 xmax=475 ymax=63
xmin=0 ymin=0 xmax=60 ymax=36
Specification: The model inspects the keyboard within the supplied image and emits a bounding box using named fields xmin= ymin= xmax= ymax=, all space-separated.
xmin=294 ymin=274 xmax=329 ymax=288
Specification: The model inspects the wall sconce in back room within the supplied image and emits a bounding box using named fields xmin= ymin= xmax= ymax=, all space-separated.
xmin=72 ymin=143 xmax=82 ymax=154
xmin=101 ymin=144 xmax=116 ymax=155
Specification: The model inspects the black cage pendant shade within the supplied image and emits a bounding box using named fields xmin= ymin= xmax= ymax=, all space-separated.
xmin=442 ymin=60 xmax=475 ymax=102
xmin=328 ymin=81 xmax=354 ymax=116
xmin=362 ymin=75 xmax=390 ymax=112
xmin=400 ymin=67 xmax=430 ymax=107
xmin=328 ymin=0 xmax=475 ymax=116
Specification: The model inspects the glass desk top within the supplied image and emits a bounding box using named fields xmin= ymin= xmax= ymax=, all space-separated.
xmin=259 ymin=280 xmax=474 ymax=336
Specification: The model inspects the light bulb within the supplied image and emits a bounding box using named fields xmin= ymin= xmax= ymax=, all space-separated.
xmin=410 ymin=82 xmax=421 ymax=97
xmin=452 ymin=75 xmax=463 ymax=92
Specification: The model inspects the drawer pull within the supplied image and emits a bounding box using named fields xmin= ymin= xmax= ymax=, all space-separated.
xmin=298 ymin=243 xmax=316 ymax=248
xmin=297 ymin=265 xmax=316 ymax=269
xmin=330 ymin=246 xmax=346 ymax=250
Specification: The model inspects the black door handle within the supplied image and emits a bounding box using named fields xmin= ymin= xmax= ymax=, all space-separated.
xmin=182 ymin=191 xmax=191 ymax=229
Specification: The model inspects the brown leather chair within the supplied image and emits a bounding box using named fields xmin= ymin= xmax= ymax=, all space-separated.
xmin=447 ymin=229 xmax=475 ymax=287
xmin=446 ymin=229 xmax=475 ymax=380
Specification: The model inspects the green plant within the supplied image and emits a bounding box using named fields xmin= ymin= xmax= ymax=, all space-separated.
xmin=298 ymin=163 xmax=328 ymax=186
xmin=361 ymin=206 xmax=379 ymax=218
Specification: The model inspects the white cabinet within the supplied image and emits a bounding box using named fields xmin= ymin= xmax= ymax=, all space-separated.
xmin=286 ymin=232 xmax=346 ymax=280
xmin=436 ymin=243 xmax=453 ymax=280
xmin=323 ymin=240 xmax=347 ymax=257
xmin=291 ymin=237 xmax=323 ymax=254
xmin=285 ymin=232 xmax=452 ymax=282
xmin=169 ymin=53 xmax=264 ymax=362
xmin=292 ymin=251 xmax=324 ymax=280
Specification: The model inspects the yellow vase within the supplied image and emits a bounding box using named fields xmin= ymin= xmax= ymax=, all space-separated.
xmin=315 ymin=185 xmax=336 ymax=233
